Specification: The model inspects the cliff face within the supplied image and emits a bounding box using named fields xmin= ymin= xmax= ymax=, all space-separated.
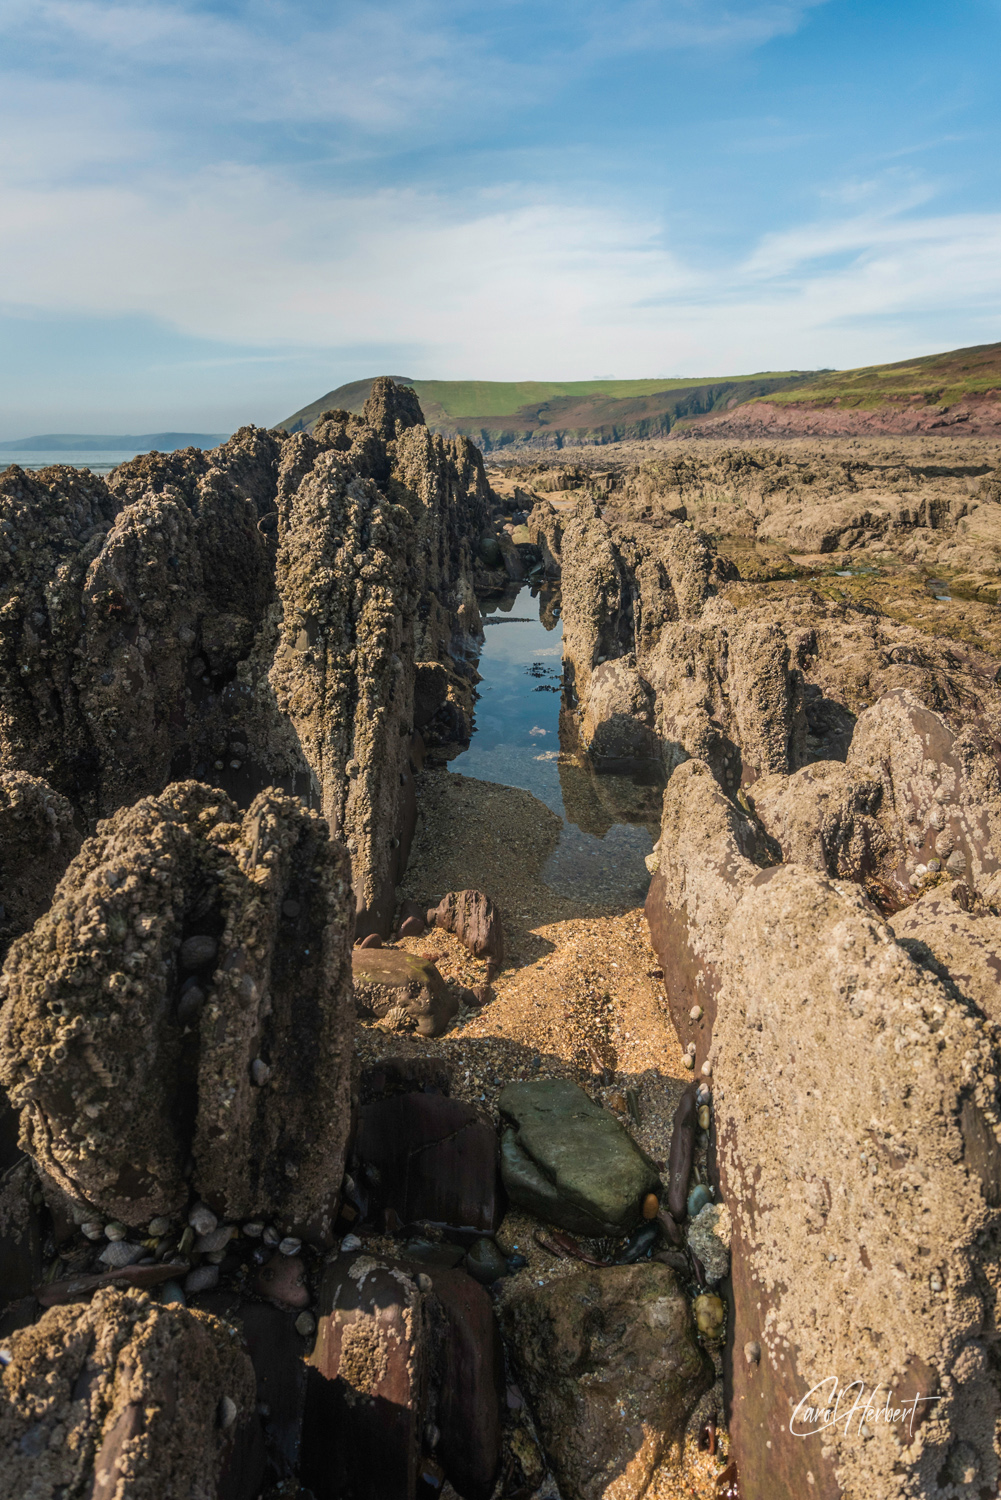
xmin=543 ymin=453 xmax=1001 ymax=1500
xmin=0 ymin=379 xmax=493 ymax=935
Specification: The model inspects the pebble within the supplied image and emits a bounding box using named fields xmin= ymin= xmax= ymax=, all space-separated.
xmin=178 ymin=1227 xmax=195 ymax=1257
xmin=189 ymin=1203 xmax=218 ymax=1236
xmin=641 ymin=1192 xmax=659 ymax=1220
xmin=687 ymin=1184 xmax=712 ymax=1218
xmin=179 ymin=935 xmax=218 ymax=972
xmin=696 ymin=1083 xmax=712 ymax=1106
xmin=263 ymin=1225 xmax=281 ymax=1246
xmin=251 ymin=1058 xmax=271 ymax=1086
xmin=104 ymin=1222 xmax=127 ymax=1242
xmin=689 ymin=1006 xmax=703 ymax=1020
xmin=464 ymin=1237 xmax=509 ymax=1285
xmin=195 ymin=1226 xmax=234 ymax=1254
xmin=282 ymin=899 xmax=301 ymax=918
xmin=243 ymin=1221 xmax=265 ymax=1238
xmin=744 ymin=1340 xmax=761 ymax=1365
xmin=148 ymin=1217 xmax=171 ymax=1238
xmin=615 ymin=1223 xmax=658 ymax=1264
xmin=176 ymin=986 xmax=205 ymax=1025
xmin=682 ymin=1055 xmax=695 ymax=1070
xmin=160 ymin=1282 xmax=186 ymax=1306
xmin=255 ymin=1253 xmax=309 ymax=1307
xmin=218 ymin=1396 xmax=237 ymax=1430
xmin=278 ymin=1236 xmax=302 ymax=1256
xmin=694 ymin=1292 xmax=725 ymax=1339
xmin=700 ymin=1062 xmax=712 ymax=1077
xmin=81 ymin=1222 xmax=104 ymax=1241
xmin=99 ymin=1242 xmax=143 ymax=1268
xmin=698 ymin=1105 xmax=711 ymax=1131
xmin=184 ymin=1265 xmax=220 ymax=1293
xmin=295 ymin=1312 xmax=316 ymax=1337
xmin=340 ymin=1233 xmax=362 ymax=1253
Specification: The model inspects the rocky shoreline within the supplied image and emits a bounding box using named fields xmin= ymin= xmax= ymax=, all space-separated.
xmin=2 ymin=384 xmax=1001 ymax=1500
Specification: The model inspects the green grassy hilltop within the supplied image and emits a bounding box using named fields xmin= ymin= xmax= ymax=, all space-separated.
xmin=278 ymin=370 xmax=821 ymax=450
xmin=758 ymin=341 xmax=1001 ymax=411
xmin=277 ymin=342 xmax=1001 ymax=450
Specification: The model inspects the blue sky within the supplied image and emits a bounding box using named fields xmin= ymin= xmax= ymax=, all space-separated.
xmin=1 ymin=0 xmax=999 ymax=434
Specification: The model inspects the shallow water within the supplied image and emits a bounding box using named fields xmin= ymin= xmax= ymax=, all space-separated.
xmin=451 ymin=584 xmax=659 ymax=907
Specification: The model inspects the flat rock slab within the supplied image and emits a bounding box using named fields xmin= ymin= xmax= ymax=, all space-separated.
xmin=498 ymin=1262 xmax=712 ymax=1500
xmin=351 ymin=948 xmax=458 ymax=1037
xmin=355 ymin=1093 xmax=502 ymax=1233
xmin=302 ymin=1252 xmax=502 ymax=1500
xmin=498 ymin=1079 xmax=660 ymax=1237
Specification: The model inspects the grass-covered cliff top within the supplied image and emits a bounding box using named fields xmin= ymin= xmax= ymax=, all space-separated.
xmin=761 ymin=341 xmax=1001 ymax=410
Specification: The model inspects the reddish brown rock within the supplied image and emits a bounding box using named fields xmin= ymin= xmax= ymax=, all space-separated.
xmin=427 ymin=1267 xmax=503 ymax=1500
xmin=198 ymin=1293 xmax=309 ymax=1484
xmin=301 ymin=1251 xmax=501 ymax=1500
xmin=713 ymin=865 xmax=1001 ymax=1500
xmin=396 ymin=898 xmax=428 ymax=938
xmin=301 ymin=1253 xmax=429 ymax=1500
xmin=355 ymin=1092 xmax=501 ymax=1233
xmin=431 ymin=888 xmax=504 ymax=968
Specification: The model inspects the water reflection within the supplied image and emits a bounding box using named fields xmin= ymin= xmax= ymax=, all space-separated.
xmin=450 ymin=584 xmax=661 ymax=908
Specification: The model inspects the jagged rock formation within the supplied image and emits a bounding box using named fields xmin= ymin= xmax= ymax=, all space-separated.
xmin=0 ymin=380 xmax=494 ymax=937
xmin=0 ymin=1287 xmax=258 ymax=1500
xmin=536 ymin=441 xmax=1001 ymax=1497
xmin=612 ymin=440 xmax=1001 ymax=600
xmin=0 ymin=772 xmax=81 ymax=962
xmin=0 ymin=782 xmax=353 ymax=1236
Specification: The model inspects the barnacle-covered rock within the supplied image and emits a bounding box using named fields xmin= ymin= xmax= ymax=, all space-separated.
xmin=0 ymin=771 xmax=81 ymax=962
xmin=0 ymin=1287 xmax=258 ymax=1500
xmin=713 ymin=864 xmax=1001 ymax=1500
xmin=0 ymin=386 xmax=494 ymax=952
xmin=0 ymin=782 xmax=353 ymax=1236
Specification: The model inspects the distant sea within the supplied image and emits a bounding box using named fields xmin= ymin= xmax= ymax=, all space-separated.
xmin=0 ymin=450 xmax=145 ymax=475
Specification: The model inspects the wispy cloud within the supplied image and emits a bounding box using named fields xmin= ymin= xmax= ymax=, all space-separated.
xmin=1 ymin=149 xmax=997 ymax=380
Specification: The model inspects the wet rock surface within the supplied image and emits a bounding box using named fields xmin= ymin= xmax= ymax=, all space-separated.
xmin=498 ymin=1262 xmax=713 ymax=1500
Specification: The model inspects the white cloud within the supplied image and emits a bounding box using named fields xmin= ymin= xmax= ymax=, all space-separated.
xmin=1 ymin=154 xmax=998 ymax=380
xmin=0 ymin=0 xmax=832 ymax=141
